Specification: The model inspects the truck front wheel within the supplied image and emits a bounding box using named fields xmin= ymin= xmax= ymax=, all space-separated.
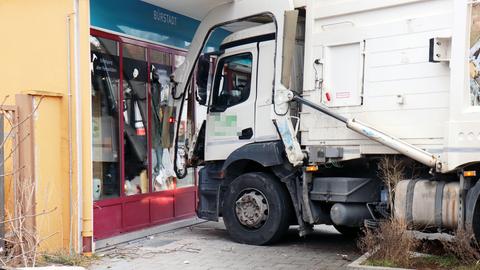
xmin=222 ymin=172 xmax=291 ymax=245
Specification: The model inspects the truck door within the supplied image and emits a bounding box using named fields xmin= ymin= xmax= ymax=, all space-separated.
xmin=205 ymin=46 xmax=257 ymax=161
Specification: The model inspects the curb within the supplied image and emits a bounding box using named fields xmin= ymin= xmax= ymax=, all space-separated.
xmin=17 ymin=267 xmax=86 ymax=270
xmin=347 ymin=253 xmax=413 ymax=270
xmin=95 ymin=217 xmax=205 ymax=250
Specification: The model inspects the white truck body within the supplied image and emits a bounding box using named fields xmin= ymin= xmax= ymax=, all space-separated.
xmin=300 ymin=0 xmax=480 ymax=173
xmin=184 ymin=0 xmax=480 ymax=173
xmin=169 ymin=0 xmax=480 ymax=245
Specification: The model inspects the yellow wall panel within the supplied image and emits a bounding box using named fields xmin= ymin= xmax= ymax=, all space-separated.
xmin=0 ymin=0 xmax=92 ymax=252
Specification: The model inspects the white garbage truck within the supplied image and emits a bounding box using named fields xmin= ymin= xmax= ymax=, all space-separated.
xmin=168 ymin=0 xmax=480 ymax=245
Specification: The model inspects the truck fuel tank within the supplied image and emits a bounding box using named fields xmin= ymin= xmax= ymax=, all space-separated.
xmin=330 ymin=203 xmax=371 ymax=227
xmin=394 ymin=180 xmax=459 ymax=230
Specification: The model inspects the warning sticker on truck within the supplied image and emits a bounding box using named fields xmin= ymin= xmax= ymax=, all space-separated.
xmin=208 ymin=113 xmax=238 ymax=137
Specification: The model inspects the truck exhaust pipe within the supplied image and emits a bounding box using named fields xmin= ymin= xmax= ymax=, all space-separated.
xmin=291 ymin=94 xmax=441 ymax=171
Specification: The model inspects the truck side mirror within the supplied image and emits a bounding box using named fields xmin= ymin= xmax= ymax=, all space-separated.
xmin=196 ymin=55 xmax=210 ymax=106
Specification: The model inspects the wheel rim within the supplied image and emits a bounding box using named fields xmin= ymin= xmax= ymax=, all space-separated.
xmin=234 ymin=188 xmax=269 ymax=229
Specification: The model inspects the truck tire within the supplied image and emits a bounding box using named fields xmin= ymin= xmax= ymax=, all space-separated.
xmin=222 ymin=172 xmax=291 ymax=245
xmin=333 ymin=225 xmax=361 ymax=238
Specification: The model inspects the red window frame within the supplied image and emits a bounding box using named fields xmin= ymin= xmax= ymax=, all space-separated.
xmin=91 ymin=29 xmax=197 ymax=240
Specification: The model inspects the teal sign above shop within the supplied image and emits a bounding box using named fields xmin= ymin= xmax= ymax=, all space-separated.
xmin=90 ymin=0 xmax=229 ymax=50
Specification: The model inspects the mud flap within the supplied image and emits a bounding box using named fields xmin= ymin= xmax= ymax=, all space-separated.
xmin=465 ymin=179 xmax=480 ymax=238
xmin=271 ymin=162 xmax=315 ymax=237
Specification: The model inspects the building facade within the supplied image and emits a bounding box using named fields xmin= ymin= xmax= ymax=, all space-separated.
xmin=0 ymin=0 xmax=224 ymax=254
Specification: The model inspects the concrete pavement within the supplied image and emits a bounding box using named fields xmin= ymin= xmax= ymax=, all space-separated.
xmin=91 ymin=221 xmax=360 ymax=270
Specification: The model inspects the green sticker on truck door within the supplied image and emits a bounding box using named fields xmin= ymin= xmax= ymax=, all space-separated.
xmin=209 ymin=113 xmax=238 ymax=137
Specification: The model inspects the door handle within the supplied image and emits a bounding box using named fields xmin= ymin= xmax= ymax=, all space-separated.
xmin=238 ymin=128 xmax=253 ymax=140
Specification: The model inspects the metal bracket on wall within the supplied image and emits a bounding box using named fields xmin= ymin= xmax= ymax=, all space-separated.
xmin=429 ymin=37 xmax=451 ymax=63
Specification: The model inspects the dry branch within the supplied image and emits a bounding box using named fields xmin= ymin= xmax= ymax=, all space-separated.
xmin=358 ymin=218 xmax=419 ymax=268
xmin=0 ymin=95 xmax=59 ymax=268
xmin=377 ymin=156 xmax=406 ymax=210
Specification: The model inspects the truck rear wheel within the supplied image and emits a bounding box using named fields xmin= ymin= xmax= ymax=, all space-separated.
xmin=222 ymin=172 xmax=291 ymax=245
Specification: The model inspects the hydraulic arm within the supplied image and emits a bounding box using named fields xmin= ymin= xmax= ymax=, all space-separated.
xmin=291 ymin=93 xmax=442 ymax=172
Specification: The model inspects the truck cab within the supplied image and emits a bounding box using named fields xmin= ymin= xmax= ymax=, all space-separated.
xmin=193 ymin=23 xmax=300 ymax=245
xmin=203 ymin=23 xmax=279 ymax=161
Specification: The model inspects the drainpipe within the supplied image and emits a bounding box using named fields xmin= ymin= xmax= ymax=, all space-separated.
xmin=72 ymin=0 xmax=93 ymax=254
xmin=72 ymin=0 xmax=83 ymax=254
xmin=66 ymin=13 xmax=74 ymax=254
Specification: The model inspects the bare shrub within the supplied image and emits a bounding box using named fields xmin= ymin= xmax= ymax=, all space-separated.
xmin=377 ymin=156 xmax=406 ymax=210
xmin=0 ymin=96 xmax=58 ymax=268
xmin=441 ymin=228 xmax=480 ymax=265
xmin=358 ymin=218 xmax=419 ymax=268
xmin=2 ymin=179 xmax=42 ymax=267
